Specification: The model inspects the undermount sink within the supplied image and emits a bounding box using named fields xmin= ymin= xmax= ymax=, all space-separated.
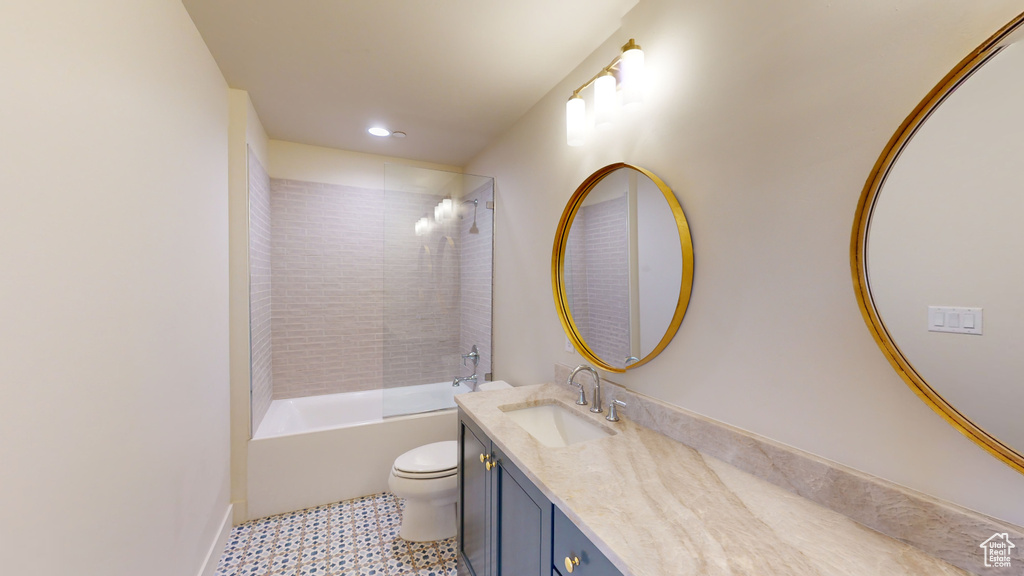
xmin=501 ymin=402 xmax=613 ymax=447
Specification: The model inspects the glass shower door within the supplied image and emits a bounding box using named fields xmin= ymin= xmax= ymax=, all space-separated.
xmin=381 ymin=164 xmax=493 ymax=418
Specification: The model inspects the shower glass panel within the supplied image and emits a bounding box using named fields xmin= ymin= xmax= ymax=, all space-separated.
xmin=382 ymin=164 xmax=494 ymax=418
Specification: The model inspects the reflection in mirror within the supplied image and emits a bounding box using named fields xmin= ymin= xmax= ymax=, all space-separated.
xmin=853 ymin=13 xmax=1024 ymax=474
xmin=553 ymin=163 xmax=693 ymax=373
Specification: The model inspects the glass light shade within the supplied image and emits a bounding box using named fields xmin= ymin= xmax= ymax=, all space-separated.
xmin=434 ymin=204 xmax=442 ymax=221
xmin=594 ymin=73 xmax=617 ymax=130
xmin=619 ymin=47 xmax=645 ymax=107
xmin=441 ymin=198 xmax=453 ymax=220
xmin=566 ymin=97 xmax=586 ymax=146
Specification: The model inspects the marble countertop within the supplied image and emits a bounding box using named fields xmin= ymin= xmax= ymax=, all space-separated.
xmin=455 ymin=383 xmax=971 ymax=576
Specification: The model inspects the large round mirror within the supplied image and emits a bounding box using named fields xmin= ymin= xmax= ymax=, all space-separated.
xmin=553 ymin=163 xmax=694 ymax=373
xmin=852 ymin=13 xmax=1024 ymax=474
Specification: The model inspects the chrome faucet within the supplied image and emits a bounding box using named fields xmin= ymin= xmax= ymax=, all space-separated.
xmin=567 ymin=365 xmax=602 ymax=413
xmin=453 ymin=374 xmax=478 ymax=389
xmin=453 ymin=345 xmax=480 ymax=389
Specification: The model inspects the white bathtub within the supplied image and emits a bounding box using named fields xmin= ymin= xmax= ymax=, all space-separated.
xmin=247 ymin=380 xmax=509 ymax=520
xmin=253 ymin=381 xmax=473 ymax=440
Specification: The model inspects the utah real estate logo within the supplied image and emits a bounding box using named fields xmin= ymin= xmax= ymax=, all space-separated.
xmin=980 ymin=533 xmax=1015 ymax=569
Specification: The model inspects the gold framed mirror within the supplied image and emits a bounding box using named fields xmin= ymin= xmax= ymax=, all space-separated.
xmin=852 ymin=12 xmax=1024 ymax=474
xmin=552 ymin=163 xmax=694 ymax=373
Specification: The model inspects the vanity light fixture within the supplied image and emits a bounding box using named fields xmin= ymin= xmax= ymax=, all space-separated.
xmin=566 ymin=38 xmax=645 ymax=146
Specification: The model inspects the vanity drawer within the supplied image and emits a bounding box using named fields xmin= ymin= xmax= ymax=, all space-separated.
xmin=552 ymin=507 xmax=622 ymax=576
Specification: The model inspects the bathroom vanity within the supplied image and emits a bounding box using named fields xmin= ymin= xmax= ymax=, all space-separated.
xmin=455 ymin=382 xmax=978 ymax=576
xmin=458 ymin=408 xmax=620 ymax=576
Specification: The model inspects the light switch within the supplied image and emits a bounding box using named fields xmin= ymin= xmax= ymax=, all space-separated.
xmin=928 ymin=306 xmax=983 ymax=335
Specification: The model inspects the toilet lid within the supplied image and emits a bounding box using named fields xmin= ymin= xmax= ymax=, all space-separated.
xmin=394 ymin=440 xmax=458 ymax=475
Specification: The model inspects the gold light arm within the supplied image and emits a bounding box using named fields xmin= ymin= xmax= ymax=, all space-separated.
xmin=569 ymin=39 xmax=642 ymax=99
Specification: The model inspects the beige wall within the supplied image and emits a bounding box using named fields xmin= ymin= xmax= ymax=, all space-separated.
xmin=228 ymin=89 xmax=269 ymax=524
xmin=267 ymin=139 xmax=460 ymax=188
xmin=468 ymin=0 xmax=1024 ymax=526
xmin=0 ymin=1 xmax=233 ymax=575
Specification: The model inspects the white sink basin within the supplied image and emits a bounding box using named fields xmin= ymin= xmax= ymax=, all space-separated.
xmin=501 ymin=403 xmax=613 ymax=447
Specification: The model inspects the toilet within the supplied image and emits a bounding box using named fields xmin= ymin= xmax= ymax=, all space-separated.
xmin=388 ymin=440 xmax=459 ymax=542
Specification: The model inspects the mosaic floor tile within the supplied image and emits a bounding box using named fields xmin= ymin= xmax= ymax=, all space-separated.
xmin=215 ymin=493 xmax=457 ymax=576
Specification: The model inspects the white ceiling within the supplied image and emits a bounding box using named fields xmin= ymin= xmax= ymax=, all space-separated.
xmin=182 ymin=0 xmax=638 ymax=167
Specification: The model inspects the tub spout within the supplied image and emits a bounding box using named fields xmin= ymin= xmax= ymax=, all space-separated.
xmin=453 ymin=374 xmax=478 ymax=390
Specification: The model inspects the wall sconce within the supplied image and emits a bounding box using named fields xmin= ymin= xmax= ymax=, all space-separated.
xmin=566 ymin=38 xmax=645 ymax=146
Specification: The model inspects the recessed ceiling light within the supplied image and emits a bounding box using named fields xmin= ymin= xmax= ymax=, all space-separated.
xmin=392 ymin=131 xmax=407 ymax=139
xmin=368 ymin=127 xmax=391 ymax=137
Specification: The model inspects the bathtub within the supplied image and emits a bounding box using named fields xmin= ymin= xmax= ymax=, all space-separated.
xmin=247 ymin=380 xmax=508 ymax=520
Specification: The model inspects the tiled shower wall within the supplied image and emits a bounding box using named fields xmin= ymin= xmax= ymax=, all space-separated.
xmin=567 ymin=195 xmax=630 ymax=365
xmin=248 ymin=148 xmax=273 ymax=432
xmin=245 ymin=168 xmax=489 ymax=403
xmin=269 ymin=179 xmax=385 ymax=399
xmin=257 ymin=175 xmax=493 ymax=401
xmin=566 ymin=209 xmax=591 ymax=344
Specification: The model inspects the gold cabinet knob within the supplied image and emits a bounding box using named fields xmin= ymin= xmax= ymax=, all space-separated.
xmin=479 ymin=453 xmax=488 ymax=463
xmin=564 ymin=555 xmax=580 ymax=573
xmin=485 ymin=460 xmax=495 ymax=471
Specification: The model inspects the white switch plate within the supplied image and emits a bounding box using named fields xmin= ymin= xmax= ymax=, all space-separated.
xmin=564 ymin=337 xmax=575 ymax=353
xmin=928 ymin=306 xmax=983 ymax=335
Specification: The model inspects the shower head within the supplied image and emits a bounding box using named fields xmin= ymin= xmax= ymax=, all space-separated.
xmin=460 ymin=198 xmax=480 ymax=234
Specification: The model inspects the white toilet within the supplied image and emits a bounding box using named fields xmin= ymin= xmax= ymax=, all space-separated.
xmin=388 ymin=440 xmax=459 ymax=542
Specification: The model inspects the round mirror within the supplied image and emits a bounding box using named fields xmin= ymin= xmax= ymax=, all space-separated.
xmin=852 ymin=13 xmax=1024 ymax=474
xmin=552 ymin=163 xmax=694 ymax=372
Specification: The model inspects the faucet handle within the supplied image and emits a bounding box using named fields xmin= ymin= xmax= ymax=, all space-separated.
xmin=606 ymin=399 xmax=627 ymax=422
xmin=567 ymin=375 xmax=588 ymax=405
xmin=462 ymin=345 xmax=480 ymax=367
xmin=575 ymin=386 xmax=588 ymax=406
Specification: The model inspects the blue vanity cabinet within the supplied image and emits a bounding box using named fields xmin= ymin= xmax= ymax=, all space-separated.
xmin=551 ymin=504 xmax=622 ymax=576
xmin=460 ymin=412 xmax=492 ymax=576
xmin=458 ymin=410 xmax=553 ymax=576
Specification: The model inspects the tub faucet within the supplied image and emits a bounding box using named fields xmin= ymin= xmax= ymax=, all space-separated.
xmin=454 ymin=345 xmax=480 ymax=389
xmin=567 ymin=365 xmax=602 ymax=413
xmin=453 ymin=374 xmax=478 ymax=390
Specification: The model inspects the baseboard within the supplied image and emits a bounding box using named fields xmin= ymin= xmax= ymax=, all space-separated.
xmin=198 ymin=504 xmax=233 ymax=576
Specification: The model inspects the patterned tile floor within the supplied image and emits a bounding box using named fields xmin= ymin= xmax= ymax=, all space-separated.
xmin=216 ymin=493 xmax=457 ymax=576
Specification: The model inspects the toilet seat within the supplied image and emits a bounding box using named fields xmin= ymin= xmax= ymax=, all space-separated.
xmin=392 ymin=440 xmax=457 ymax=479
xmin=392 ymin=467 xmax=456 ymax=480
